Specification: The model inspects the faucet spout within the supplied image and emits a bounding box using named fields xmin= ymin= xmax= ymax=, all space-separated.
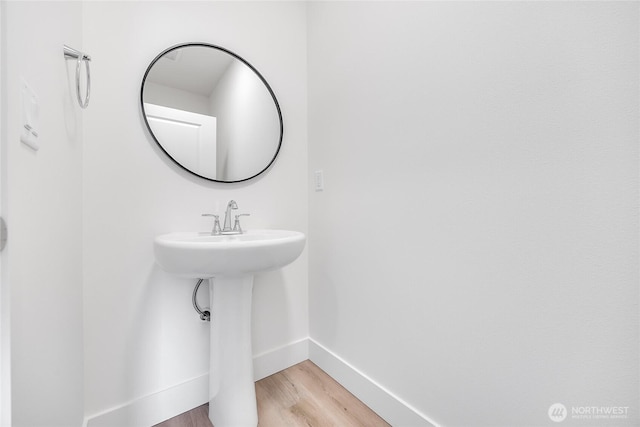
xmin=222 ymin=200 xmax=238 ymax=232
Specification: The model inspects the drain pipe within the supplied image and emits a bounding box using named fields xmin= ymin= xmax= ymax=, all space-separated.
xmin=192 ymin=279 xmax=210 ymax=321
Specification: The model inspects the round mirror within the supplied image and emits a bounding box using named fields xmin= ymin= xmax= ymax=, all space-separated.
xmin=141 ymin=43 xmax=283 ymax=183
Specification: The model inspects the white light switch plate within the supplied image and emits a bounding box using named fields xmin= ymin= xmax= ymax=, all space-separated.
xmin=20 ymin=78 xmax=40 ymax=151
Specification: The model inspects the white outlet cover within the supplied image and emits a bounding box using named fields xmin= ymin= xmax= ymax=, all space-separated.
xmin=314 ymin=170 xmax=324 ymax=191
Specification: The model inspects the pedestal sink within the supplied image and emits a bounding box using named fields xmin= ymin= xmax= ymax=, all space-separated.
xmin=154 ymin=229 xmax=305 ymax=427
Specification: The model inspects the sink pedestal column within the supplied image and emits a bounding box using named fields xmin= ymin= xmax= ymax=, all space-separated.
xmin=208 ymin=276 xmax=258 ymax=427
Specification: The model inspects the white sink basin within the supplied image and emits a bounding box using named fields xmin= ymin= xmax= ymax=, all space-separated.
xmin=154 ymin=229 xmax=306 ymax=278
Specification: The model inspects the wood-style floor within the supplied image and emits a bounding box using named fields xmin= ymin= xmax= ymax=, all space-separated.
xmin=154 ymin=360 xmax=391 ymax=427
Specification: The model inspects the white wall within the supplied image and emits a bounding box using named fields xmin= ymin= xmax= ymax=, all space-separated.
xmin=0 ymin=3 xmax=8 ymax=424
xmin=308 ymin=2 xmax=639 ymax=426
xmin=82 ymin=1 xmax=307 ymax=422
xmin=2 ymin=2 xmax=84 ymax=426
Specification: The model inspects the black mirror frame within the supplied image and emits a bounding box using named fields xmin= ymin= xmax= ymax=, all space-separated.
xmin=140 ymin=42 xmax=284 ymax=183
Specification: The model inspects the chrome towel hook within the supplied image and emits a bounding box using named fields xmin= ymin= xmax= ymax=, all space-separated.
xmin=63 ymin=45 xmax=91 ymax=109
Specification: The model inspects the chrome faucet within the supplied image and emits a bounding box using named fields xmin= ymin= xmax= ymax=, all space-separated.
xmin=203 ymin=200 xmax=249 ymax=235
xmin=222 ymin=200 xmax=238 ymax=232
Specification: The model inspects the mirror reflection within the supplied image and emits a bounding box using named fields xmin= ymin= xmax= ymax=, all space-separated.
xmin=141 ymin=44 xmax=283 ymax=182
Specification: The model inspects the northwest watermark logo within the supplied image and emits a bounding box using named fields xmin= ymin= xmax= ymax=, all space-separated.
xmin=548 ymin=403 xmax=629 ymax=422
xmin=548 ymin=403 xmax=567 ymax=422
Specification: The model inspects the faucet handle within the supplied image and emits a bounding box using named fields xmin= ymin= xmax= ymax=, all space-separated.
xmin=202 ymin=214 xmax=221 ymax=235
xmin=233 ymin=213 xmax=250 ymax=233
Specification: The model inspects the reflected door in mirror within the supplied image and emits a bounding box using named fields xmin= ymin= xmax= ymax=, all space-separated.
xmin=144 ymin=103 xmax=217 ymax=178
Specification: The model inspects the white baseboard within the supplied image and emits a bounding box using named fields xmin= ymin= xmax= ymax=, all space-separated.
xmin=83 ymin=374 xmax=209 ymax=427
xmin=84 ymin=338 xmax=309 ymax=427
xmin=309 ymin=338 xmax=438 ymax=427
xmin=253 ymin=337 xmax=309 ymax=381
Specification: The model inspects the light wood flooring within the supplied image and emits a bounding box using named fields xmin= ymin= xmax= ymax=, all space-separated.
xmin=154 ymin=360 xmax=391 ymax=427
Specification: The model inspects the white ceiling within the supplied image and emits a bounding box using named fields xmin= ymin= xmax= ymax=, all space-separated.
xmin=146 ymin=46 xmax=235 ymax=96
